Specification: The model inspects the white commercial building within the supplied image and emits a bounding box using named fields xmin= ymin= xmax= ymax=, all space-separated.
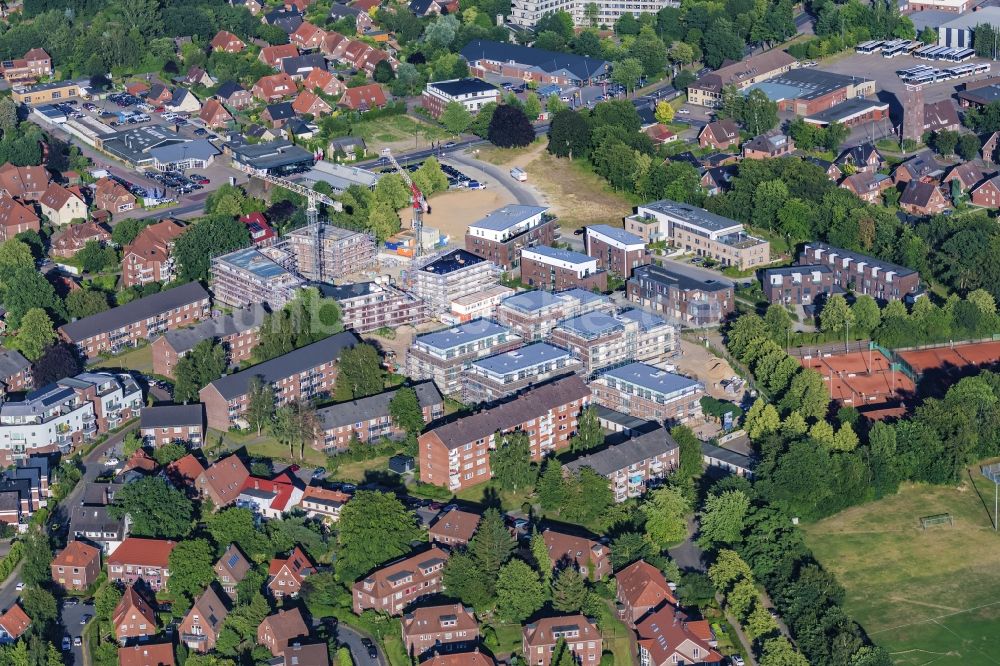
xmin=421 ymin=78 xmax=500 ymax=117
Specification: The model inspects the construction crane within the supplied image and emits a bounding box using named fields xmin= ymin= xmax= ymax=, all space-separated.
xmin=380 ymin=147 xmax=428 ymax=257
xmin=250 ymin=169 xmax=343 ymax=283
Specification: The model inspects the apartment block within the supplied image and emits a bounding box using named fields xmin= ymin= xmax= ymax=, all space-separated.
xmin=211 ymin=247 xmax=306 ymax=310
xmin=0 ymin=349 xmax=32 ymax=395
xmin=107 ymin=537 xmax=177 ymax=591
xmin=422 ymin=78 xmax=499 ymax=117
xmin=122 ymin=219 xmax=186 ymax=288
xmin=464 ymin=205 xmax=556 ymax=271
xmin=152 ymin=304 xmax=268 ymax=378
xmin=59 ymin=282 xmax=211 ymax=358
xmin=51 ymin=541 xmax=101 ymax=591
xmin=762 ymin=264 xmax=834 ymax=305
xmin=313 ymin=382 xmax=443 ymax=452
xmin=285 ymin=222 xmax=377 ymax=281
xmin=625 ymin=200 xmax=770 ymax=270
xmin=448 ymin=284 xmax=515 ymax=324
xmin=496 ymin=288 xmax=614 ymax=342
xmin=140 ymin=403 xmax=205 ymax=447
xmin=798 ymin=242 xmax=920 ymax=302
xmin=590 ymin=362 xmax=704 ymax=424
xmin=550 ymin=309 xmax=676 ymax=375
xmin=626 ymin=264 xmax=735 ymax=327
xmin=511 ymin=0 xmax=674 ymax=25
xmin=407 ymin=249 xmax=501 ymax=315
xmin=199 ymin=331 xmax=359 ymax=431
xmin=522 ymin=615 xmax=602 ymax=666
xmin=462 ymin=342 xmax=582 ymax=404
xmin=0 ymin=372 xmax=142 ymax=465
xmin=352 ymin=547 xmax=450 ymax=615
xmin=402 ymin=604 xmax=480 ymax=661
xmin=585 ymin=224 xmax=649 ymax=278
xmin=542 ymin=529 xmax=611 ymax=580
xmin=520 ymin=246 xmax=607 ymax=292
xmin=406 ymin=320 xmax=522 ymax=397
xmin=418 ymin=375 xmax=590 ymax=491
xmin=564 ymin=426 xmax=678 ymax=502
xmin=323 ymin=281 xmax=427 ymax=333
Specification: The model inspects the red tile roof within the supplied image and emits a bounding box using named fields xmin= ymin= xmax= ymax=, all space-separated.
xmin=108 ymin=538 xmax=177 ymax=569
xmin=166 ymin=453 xmax=205 ymax=487
xmin=118 ymin=643 xmax=176 ymax=666
xmin=260 ymin=44 xmax=300 ymax=67
xmin=0 ymin=604 xmax=30 ymax=640
xmin=616 ymin=559 xmax=677 ymax=612
xmin=340 ymin=83 xmax=387 ymax=111
xmin=52 ymin=540 xmax=101 ymax=568
xmin=636 ymin=605 xmax=722 ymax=665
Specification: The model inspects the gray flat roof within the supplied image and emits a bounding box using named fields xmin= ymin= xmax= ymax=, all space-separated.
xmin=204 ymin=331 xmax=359 ymax=400
xmin=471 ymin=342 xmax=570 ymax=374
xmin=149 ymin=139 xmax=219 ymax=163
xmin=556 ymin=312 xmax=622 ymax=338
xmin=940 ymin=5 xmax=1000 ymax=29
xmin=701 ymin=441 xmax=753 ymax=470
xmin=638 ymin=200 xmax=742 ymax=234
xmin=598 ymin=362 xmax=701 ymax=396
xmin=802 ymin=241 xmax=916 ymax=277
xmin=746 ymin=67 xmax=872 ymax=102
xmin=60 ymin=282 xmax=209 ymax=341
xmin=631 ymin=264 xmax=734 ymax=293
xmin=564 ymin=426 xmax=678 ymax=476
xmin=416 ymin=319 xmax=514 ymax=351
xmin=316 ymin=382 xmax=442 ymax=430
xmin=587 ymin=224 xmax=644 ymax=246
xmin=419 ymin=249 xmax=487 ymax=275
xmin=592 ymin=404 xmax=655 ymax=431
xmin=805 ymin=98 xmax=889 ymax=125
xmin=215 ymin=247 xmax=296 ymax=281
xmin=140 ymin=403 xmax=204 ymax=429
xmin=231 ymin=139 xmax=314 ymax=170
xmin=500 ymin=289 xmax=561 ymax=313
xmin=617 ymin=308 xmax=668 ymax=332
xmin=469 ymin=205 xmax=548 ymax=232
xmin=523 ymin=245 xmax=593 ymax=265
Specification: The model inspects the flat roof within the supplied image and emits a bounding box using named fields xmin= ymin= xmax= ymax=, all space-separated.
xmin=631 ymin=264 xmax=735 ymax=293
xmin=231 ymin=139 xmax=314 ymax=170
xmin=587 ymin=224 xmax=644 ymax=246
xmin=149 ymin=139 xmax=219 ymax=163
xmin=637 ymin=200 xmax=743 ymax=234
xmin=617 ymin=308 xmax=669 ymax=332
xmin=471 ymin=342 xmax=570 ymax=374
xmin=469 ymin=205 xmax=548 ymax=232
xmin=805 ymin=98 xmax=889 ymax=125
xmin=419 ymin=249 xmax=487 ymax=275
xmin=522 ymin=245 xmax=593 ymax=265
xmin=459 ymin=40 xmax=609 ymax=81
xmin=556 ymin=311 xmax=622 ymax=338
xmin=296 ymin=160 xmax=379 ymax=191
xmin=940 ymin=5 xmax=1000 ymax=29
xmin=416 ymin=319 xmax=513 ymax=351
xmin=746 ymin=67 xmax=872 ymax=102
xmin=802 ymin=241 xmax=917 ymax=277
xmin=429 ymin=77 xmax=498 ymax=96
xmin=215 ymin=247 xmax=297 ymax=281
xmin=598 ymin=361 xmax=702 ymax=396
xmin=140 ymin=403 xmax=204 ymax=429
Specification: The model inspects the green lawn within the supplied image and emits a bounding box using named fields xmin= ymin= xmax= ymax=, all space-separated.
xmin=354 ymin=115 xmax=449 ymax=149
xmin=331 ymin=455 xmax=391 ymax=482
xmin=96 ymin=344 xmax=153 ymax=373
xmin=207 ymin=428 xmax=329 ymax=468
xmin=455 ymin=481 xmax=534 ymax=513
xmin=803 ymin=467 xmax=1000 ymax=666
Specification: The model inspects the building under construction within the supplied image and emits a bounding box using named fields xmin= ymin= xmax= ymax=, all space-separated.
xmin=285 ymin=222 xmax=377 ymax=282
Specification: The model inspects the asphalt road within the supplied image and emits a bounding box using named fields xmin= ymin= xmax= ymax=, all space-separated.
xmin=60 ymin=599 xmax=95 ymax=666
xmin=337 ymin=623 xmax=385 ymax=666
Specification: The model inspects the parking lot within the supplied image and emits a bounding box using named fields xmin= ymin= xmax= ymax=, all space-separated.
xmin=376 ymin=159 xmax=486 ymax=191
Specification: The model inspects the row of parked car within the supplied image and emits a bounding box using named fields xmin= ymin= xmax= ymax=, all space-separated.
xmin=148 ymin=169 xmax=208 ymax=194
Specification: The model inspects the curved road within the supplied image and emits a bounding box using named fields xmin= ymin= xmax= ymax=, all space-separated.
xmin=336 ymin=623 xmax=386 ymax=666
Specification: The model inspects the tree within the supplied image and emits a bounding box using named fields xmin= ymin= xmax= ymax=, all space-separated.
xmin=523 ymin=92 xmax=542 ymax=120
xmin=489 ymin=430 xmax=536 ymax=490
xmin=389 ymin=387 xmax=425 ymax=437
xmin=551 ymin=638 xmax=576 ymax=666
xmin=121 ymin=432 xmax=142 ymax=458
xmin=745 ymin=399 xmax=781 ymax=439
xmin=530 ymin=528 xmax=553 ymax=585
xmin=412 ymin=157 xmax=449 ymax=196
xmin=957 ymin=132 xmax=982 ymax=161
xmin=168 ymin=538 xmax=216 ymax=602
xmin=20 ymin=529 xmax=52 ymax=586
xmin=334 ymin=343 xmax=384 ymax=400
xmin=173 ymin=215 xmax=251 ymax=282
xmin=851 ymin=295 xmax=881 ymax=335
xmin=270 ymin=400 xmax=319 ymax=461
xmin=698 ymin=490 xmax=750 ymax=548
xmin=551 ymin=566 xmax=587 ymax=612
xmin=21 ymin=587 xmax=57 ymax=627
xmin=336 ymin=647 xmax=354 ymax=666
xmin=707 ymin=549 xmax=753 ymax=594
xmin=31 ymin=342 xmax=81 ymax=387
xmin=760 ymin=637 xmax=809 ymax=666
xmin=569 ymin=405 xmax=603 ymax=452
xmin=65 ymin=288 xmax=110 ymax=320
xmin=76 ymin=240 xmax=117 ymax=273
xmin=9 ymin=308 xmax=55 ymax=361
xmin=95 ymin=582 xmax=122 ymax=620
xmin=548 ymin=109 xmax=591 ymax=159
xmin=469 ymin=509 xmax=514 ymax=578
xmin=932 ymin=129 xmax=958 ymax=156
xmin=173 ymin=338 xmax=226 ymax=404
xmin=488 ymin=104 xmax=534 ymax=148
xmin=153 ymin=442 xmax=186 ymax=466
xmin=642 ymin=487 xmax=689 ymax=550
xmin=0 ymin=97 xmax=18 ymax=133
xmin=373 ymin=59 xmax=394 ymax=83
xmin=367 ymin=201 xmax=401 ymax=242
xmin=780 ymin=368 xmax=829 ymax=421
xmin=537 ymin=458 xmax=567 ymax=511
xmin=245 ymin=377 xmax=275 ymax=437
xmin=764 ymin=304 xmax=792 ymax=344
xmin=442 ymin=551 xmax=492 ymax=610
xmin=654 ymin=100 xmax=674 ymax=124
xmin=440 ymin=101 xmax=473 ymax=136
xmin=495 ymin=559 xmax=545 ymax=622
xmin=108 ymin=477 xmax=194 ymax=538
xmin=611 ymin=57 xmax=643 ymax=94
xmin=820 ymin=294 xmax=854 ymax=335
xmin=336 ymin=491 xmax=420 ymax=582
xmin=745 ymin=602 xmax=779 ymax=640
xmin=918 ymin=26 xmax=938 ymax=44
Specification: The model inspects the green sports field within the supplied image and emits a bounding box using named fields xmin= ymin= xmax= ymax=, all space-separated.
xmin=803 ymin=468 xmax=1000 ymax=666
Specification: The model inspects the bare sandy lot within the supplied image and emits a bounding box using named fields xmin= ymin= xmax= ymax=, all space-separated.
xmin=522 ymin=150 xmax=635 ymax=230
xmin=675 ymin=337 xmax=743 ymax=401
xmin=398 ymin=186 xmax=517 ymax=247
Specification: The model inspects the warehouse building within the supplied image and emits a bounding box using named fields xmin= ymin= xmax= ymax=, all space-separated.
xmin=744 ymin=68 xmax=876 ymax=116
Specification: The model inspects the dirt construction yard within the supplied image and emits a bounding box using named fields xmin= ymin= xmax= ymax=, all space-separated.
xmin=675 ymin=337 xmax=744 ymax=401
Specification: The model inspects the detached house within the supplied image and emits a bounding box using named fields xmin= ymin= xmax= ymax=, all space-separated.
xmin=292 ymin=90 xmax=332 ymax=116
xmin=258 ymin=608 xmax=309 ymax=657
xmin=0 ymin=194 xmax=39 ymax=240
xmin=113 ymin=585 xmax=157 ymax=644
xmin=118 ymin=644 xmax=176 ymax=666
xmin=352 ymin=547 xmax=450 ymax=615
xmin=252 ymin=73 xmax=298 ymax=102
xmin=179 ymin=585 xmax=230 ymax=653
xmin=196 ymin=454 xmax=250 ymax=508
xmin=51 ymin=541 xmax=101 ymax=591
xmin=972 ymin=174 xmax=1000 ymax=207
xmin=899 ymin=180 xmax=949 ymax=216
xmin=615 ymin=559 xmax=677 ymax=625
xmin=840 ymin=172 xmax=893 ymax=204
xmin=0 ymin=605 xmax=29 ymax=644
xmin=836 ymin=143 xmax=883 ymax=174
xmin=522 ymin=615 xmax=602 ymax=666
xmin=742 ymin=132 xmax=795 ymax=159
xmin=211 ymin=30 xmax=246 ymax=53
xmin=166 ymin=88 xmax=201 ymax=114
xmin=303 ymin=68 xmax=345 ymax=96
xmin=39 ymin=183 xmax=87 ymax=226
xmin=402 ymin=604 xmax=480 ymax=661
xmin=636 ymin=605 xmax=722 ymax=665
xmin=943 ymin=162 xmax=991 ymax=192
xmin=328 ymin=5 xmax=373 ymax=32
xmin=698 ymin=119 xmax=740 ymax=150
xmin=199 ymin=99 xmax=233 ymax=129
xmin=267 ymin=545 xmax=315 ymax=599
xmin=259 ymin=44 xmax=300 ymax=69
xmin=93 ymin=177 xmax=136 ymax=215
xmin=215 ymin=81 xmax=253 ymax=110
xmin=290 ymin=21 xmax=327 ymax=50
xmin=542 ymin=529 xmax=610 ymax=581
xmin=263 ymin=102 xmax=296 ymax=128
xmin=214 ymin=544 xmax=251 ymax=601
xmin=340 ymin=83 xmax=387 ymax=111
xmin=51 ymin=221 xmax=111 ymax=258
xmin=0 ymin=163 xmax=49 ymax=200
xmin=107 ymin=538 xmax=176 ymax=591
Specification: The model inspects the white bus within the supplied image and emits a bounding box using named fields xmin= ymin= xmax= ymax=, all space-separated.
xmin=898 ymin=65 xmax=934 ymax=77
xmin=948 ymin=48 xmax=975 ymax=62
xmin=910 ymin=73 xmax=938 ymax=85
xmin=974 ymin=62 xmax=992 ymax=75
xmin=856 ymin=40 xmax=885 ymax=54
xmin=882 ymin=41 xmax=910 ymax=58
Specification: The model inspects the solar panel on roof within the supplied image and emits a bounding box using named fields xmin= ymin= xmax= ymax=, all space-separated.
xmin=227 ymin=553 xmax=239 ymax=567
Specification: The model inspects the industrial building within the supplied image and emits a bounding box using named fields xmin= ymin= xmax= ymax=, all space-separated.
xmin=744 ymin=68 xmax=876 ymax=116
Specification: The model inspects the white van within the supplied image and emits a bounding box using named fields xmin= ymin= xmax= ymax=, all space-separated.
xmin=510 ymin=167 xmax=527 ymax=182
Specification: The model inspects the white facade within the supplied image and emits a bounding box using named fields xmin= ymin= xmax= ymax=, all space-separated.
xmin=424 ymin=79 xmax=500 ymax=113
xmin=510 ymin=0 xmax=678 ymax=27
xmin=521 ymin=247 xmax=598 ymax=277
xmin=466 ymin=205 xmax=550 ymax=243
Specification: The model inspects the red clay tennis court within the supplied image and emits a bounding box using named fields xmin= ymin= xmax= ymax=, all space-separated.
xmin=898 ymin=340 xmax=1000 ymax=375
xmin=800 ymin=350 xmax=915 ymax=408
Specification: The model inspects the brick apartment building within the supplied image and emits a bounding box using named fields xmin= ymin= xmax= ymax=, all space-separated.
xmin=522 ymin=615 xmax=603 ymax=666
xmin=210 ymin=247 xmax=306 ymax=310
xmin=151 ymin=304 xmax=268 ymax=378
xmin=199 ymin=331 xmax=359 ymax=431
xmin=406 ymin=320 xmax=523 ymax=397
xmin=179 ymin=585 xmax=229 ymax=653
xmin=549 ymin=309 xmax=676 ymax=375
xmin=761 ymin=264 xmax=835 ymax=305
xmin=584 ymin=224 xmax=649 ymax=278
xmin=0 ymin=349 xmax=32 ymax=395
xmin=419 ymin=375 xmax=590 ymax=491
xmin=496 ymin=289 xmax=614 ymax=342
xmin=312 ymin=382 xmax=443 ymax=452
xmin=798 ymin=242 xmax=921 ymax=301
xmin=140 ymin=404 xmax=205 ymax=448
xmin=427 ymin=508 xmax=481 ymax=548
xmin=0 ymin=372 xmax=142 ymax=465
xmin=520 ymin=246 xmax=608 ymax=292
xmin=122 ymin=219 xmax=186 ymax=288
xmin=402 ymin=604 xmax=480 ymax=661
xmin=624 ymin=200 xmax=770 ymax=269
xmin=285 ymin=222 xmax=377 ymax=281
xmin=92 ymin=177 xmax=137 ymax=215
xmin=687 ymin=49 xmax=797 ymax=107
xmin=565 ymin=426 xmax=679 ymax=502
xmin=464 ymin=205 xmax=556 ymax=271
xmin=107 ymin=537 xmax=177 ymax=591
xmin=51 ymin=540 xmax=101 ymax=591
xmin=59 ymin=282 xmax=211 ymax=358
xmin=407 ymin=250 xmax=502 ymax=315
xmin=322 ymin=281 xmax=427 ymax=333
xmin=113 ymin=585 xmax=158 ymax=643
xmin=462 ymin=342 xmax=582 ymax=404
xmin=422 ymin=78 xmax=499 ymax=117
xmin=352 ymin=547 xmax=449 ymax=615
xmin=590 ymin=362 xmax=704 ymax=424
xmin=626 ymin=265 xmax=735 ymax=327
